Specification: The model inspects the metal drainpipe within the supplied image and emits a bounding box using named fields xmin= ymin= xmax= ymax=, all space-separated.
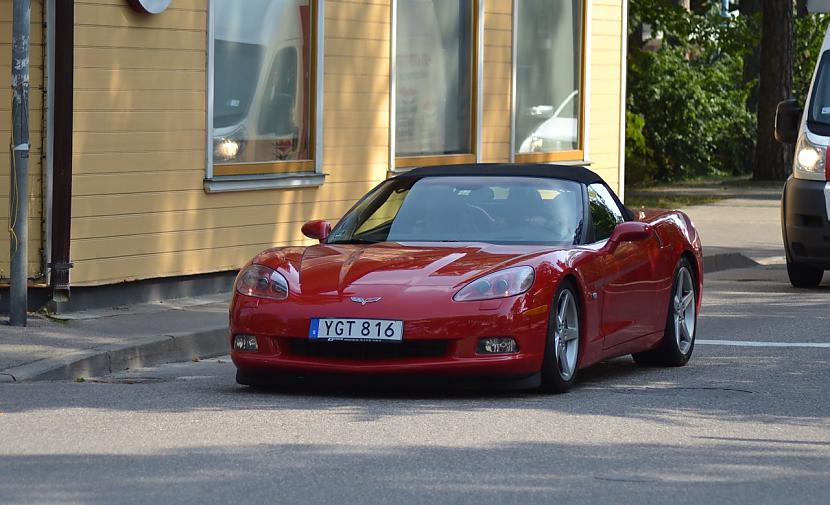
xmin=48 ymin=0 xmax=73 ymax=303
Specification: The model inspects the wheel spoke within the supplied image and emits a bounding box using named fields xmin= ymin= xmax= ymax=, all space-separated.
xmin=682 ymin=291 xmax=694 ymax=310
xmin=559 ymin=350 xmax=570 ymax=376
xmin=680 ymin=318 xmax=691 ymax=342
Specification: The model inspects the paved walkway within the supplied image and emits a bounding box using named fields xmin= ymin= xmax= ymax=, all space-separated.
xmin=630 ymin=180 xmax=785 ymax=265
xmin=0 ymin=183 xmax=785 ymax=382
xmin=0 ymin=295 xmax=229 ymax=382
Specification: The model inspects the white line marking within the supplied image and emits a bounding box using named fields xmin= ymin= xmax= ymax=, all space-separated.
xmin=698 ymin=339 xmax=830 ymax=348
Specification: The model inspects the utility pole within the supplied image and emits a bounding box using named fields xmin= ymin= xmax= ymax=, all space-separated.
xmin=9 ymin=0 xmax=30 ymax=326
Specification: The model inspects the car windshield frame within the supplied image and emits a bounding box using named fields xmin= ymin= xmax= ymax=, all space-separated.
xmin=327 ymin=175 xmax=586 ymax=246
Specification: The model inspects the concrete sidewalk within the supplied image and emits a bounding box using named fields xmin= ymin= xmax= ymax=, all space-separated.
xmin=0 ymin=184 xmax=785 ymax=383
xmin=630 ymin=180 xmax=786 ymax=268
xmin=0 ymin=294 xmax=230 ymax=383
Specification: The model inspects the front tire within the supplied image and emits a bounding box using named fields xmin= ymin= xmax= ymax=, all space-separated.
xmin=540 ymin=281 xmax=581 ymax=394
xmin=786 ymin=256 xmax=824 ymax=288
xmin=633 ymin=258 xmax=697 ymax=367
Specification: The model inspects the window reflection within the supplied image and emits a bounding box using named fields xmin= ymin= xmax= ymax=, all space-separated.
xmin=396 ymin=0 xmax=473 ymax=157
xmin=212 ymin=0 xmax=312 ymax=165
xmin=515 ymin=0 xmax=582 ymax=154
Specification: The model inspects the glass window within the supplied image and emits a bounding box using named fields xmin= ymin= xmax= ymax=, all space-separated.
xmin=514 ymin=0 xmax=583 ymax=156
xmin=587 ymin=183 xmax=624 ymax=242
xmin=809 ymin=51 xmax=830 ymax=128
xmin=395 ymin=0 xmax=474 ymax=159
xmin=211 ymin=0 xmax=314 ymax=173
xmin=328 ymin=176 xmax=584 ymax=245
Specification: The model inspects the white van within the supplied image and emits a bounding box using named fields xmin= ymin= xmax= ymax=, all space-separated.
xmin=774 ymin=0 xmax=830 ymax=287
xmin=212 ymin=0 xmax=310 ymax=164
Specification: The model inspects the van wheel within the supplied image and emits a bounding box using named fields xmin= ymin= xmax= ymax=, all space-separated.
xmin=786 ymin=256 xmax=824 ymax=288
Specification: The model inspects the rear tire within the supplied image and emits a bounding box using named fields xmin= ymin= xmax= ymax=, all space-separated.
xmin=786 ymin=256 xmax=824 ymax=288
xmin=633 ymin=258 xmax=697 ymax=367
xmin=540 ymin=281 xmax=581 ymax=394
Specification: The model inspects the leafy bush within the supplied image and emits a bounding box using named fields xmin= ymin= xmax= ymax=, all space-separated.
xmin=626 ymin=44 xmax=754 ymax=184
xmin=625 ymin=1 xmax=830 ymax=186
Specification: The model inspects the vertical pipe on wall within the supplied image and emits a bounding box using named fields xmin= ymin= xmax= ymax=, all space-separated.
xmin=48 ymin=0 xmax=73 ymax=303
xmin=44 ymin=0 xmax=55 ymax=290
xmin=9 ymin=0 xmax=31 ymax=325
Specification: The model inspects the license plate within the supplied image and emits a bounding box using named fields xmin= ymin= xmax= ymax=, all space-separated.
xmin=309 ymin=318 xmax=403 ymax=342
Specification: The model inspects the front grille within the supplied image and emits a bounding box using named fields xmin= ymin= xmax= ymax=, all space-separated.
xmin=289 ymin=339 xmax=449 ymax=359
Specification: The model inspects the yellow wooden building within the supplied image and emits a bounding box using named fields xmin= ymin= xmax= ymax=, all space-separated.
xmin=0 ymin=0 xmax=628 ymax=310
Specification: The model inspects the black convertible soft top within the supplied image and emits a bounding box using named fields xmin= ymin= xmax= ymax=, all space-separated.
xmin=395 ymin=163 xmax=604 ymax=186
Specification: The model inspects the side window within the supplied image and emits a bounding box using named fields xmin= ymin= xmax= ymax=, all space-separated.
xmin=587 ymin=183 xmax=624 ymax=242
xmin=258 ymin=48 xmax=298 ymax=139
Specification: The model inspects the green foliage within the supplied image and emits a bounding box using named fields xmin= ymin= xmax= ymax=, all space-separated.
xmin=626 ymin=1 xmax=755 ymax=184
xmin=625 ymin=1 xmax=827 ymax=185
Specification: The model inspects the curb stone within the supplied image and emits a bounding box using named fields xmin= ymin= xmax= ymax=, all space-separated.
xmin=1 ymin=326 xmax=229 ymax=383
xmin=703 ymin=253 xmax=760 ymax=274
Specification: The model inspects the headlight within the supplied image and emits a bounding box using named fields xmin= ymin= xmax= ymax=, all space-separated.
xmin=213 ymin=129 xmax=247 ymax=162
xmin=235 ymin=265 xmax=289 ymax=301
xmin=454 ymin=266 xmax=535 ymax=302
xmin=794 ymin=134 xmax=826 ymax=178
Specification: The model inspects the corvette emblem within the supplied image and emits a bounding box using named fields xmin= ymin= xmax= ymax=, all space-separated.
xmin=350 ymin=296 xmax=382 ymax=306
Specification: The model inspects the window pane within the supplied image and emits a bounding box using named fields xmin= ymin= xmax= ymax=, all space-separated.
xmin=809 ymin=52 xmax=830 ymax=126
xmin=396 ymin=0 xmax=473 ymax=157
xmin=587 ymin=184 xmax=624 ymax=242
xmin=515 ymin=0 xmax=582 ymax=154
xmin=213 ymin=0 xmax=312 ymax=165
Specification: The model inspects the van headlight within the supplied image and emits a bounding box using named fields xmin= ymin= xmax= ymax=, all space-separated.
xmin=213 ymin=128 xmax=247 ymax=162
xmin=794 ymin=134 xmax=826 ymax=178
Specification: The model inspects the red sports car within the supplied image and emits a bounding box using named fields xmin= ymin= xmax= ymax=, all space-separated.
xmin=230 ymin=164 xmax=703 ymax=393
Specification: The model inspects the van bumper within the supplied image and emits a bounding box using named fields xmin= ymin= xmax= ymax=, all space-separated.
xmin=782 ymin=177 xmax=830 ymax=269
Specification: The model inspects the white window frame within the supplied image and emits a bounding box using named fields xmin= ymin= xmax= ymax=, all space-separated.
xmin=204 ymin=0 xmax=326 ymax=193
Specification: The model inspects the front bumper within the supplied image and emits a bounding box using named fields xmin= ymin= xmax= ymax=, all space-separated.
xmin=782 ymin=177 xmax=830 ymax=269
xmin=229 ymin=289 xmax=550 ymax=378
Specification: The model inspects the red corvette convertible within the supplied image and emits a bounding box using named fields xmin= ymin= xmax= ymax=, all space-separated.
xmin=230 ymin=164 xmax=703 ymax=393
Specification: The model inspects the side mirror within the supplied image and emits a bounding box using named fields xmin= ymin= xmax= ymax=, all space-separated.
xmin=775 ymin=98 xmax=803 ymax=144
xmin=607 ymin=221 xmax=652 ymax=251
xmin=301 ymin=220 xmax=331 ymax=243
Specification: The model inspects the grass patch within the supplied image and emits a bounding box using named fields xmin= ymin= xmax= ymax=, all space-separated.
xmin=625 ymin=194 xmax=723 ymax=209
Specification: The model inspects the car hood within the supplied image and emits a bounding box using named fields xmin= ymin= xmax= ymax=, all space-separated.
xmin=254 ymin=242 xmax=557 ymax=296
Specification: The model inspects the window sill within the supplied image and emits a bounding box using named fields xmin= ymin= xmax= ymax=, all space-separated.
xmin=203 ymin=172 xmax=326 ymax=193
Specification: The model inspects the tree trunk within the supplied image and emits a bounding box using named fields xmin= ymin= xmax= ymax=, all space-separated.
xmin=740 ymin=0 xmax=762 ymax=174
xmin=674 ymin=0 xmax=691 ymax=11
xmin=755 ymin=0 xmax=793 ymax=181
xmin=741 ymin=0 xmax=762 ymax=113
xmin=796 ymin=0 xmax=809 ymax=17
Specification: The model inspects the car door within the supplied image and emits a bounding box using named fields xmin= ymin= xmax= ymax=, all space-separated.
xmin=580 ymin=184 xmax=664 ymax=350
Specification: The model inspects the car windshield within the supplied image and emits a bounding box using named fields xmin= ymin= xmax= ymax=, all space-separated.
xmin=214 ymin=39 xmax=263 ymax=128
xmin=327 ymin=176 xmax=584 ymax=245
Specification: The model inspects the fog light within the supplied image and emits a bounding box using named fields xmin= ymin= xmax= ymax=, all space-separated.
xmin=233 ymin=334 xmax=258 ymax=352
xmin=477 ymin=337 xmax=518 ymax=354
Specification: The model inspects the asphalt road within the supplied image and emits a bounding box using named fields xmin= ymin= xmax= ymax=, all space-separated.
xmin=1 ymin=265 xmax=829 ymax=505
